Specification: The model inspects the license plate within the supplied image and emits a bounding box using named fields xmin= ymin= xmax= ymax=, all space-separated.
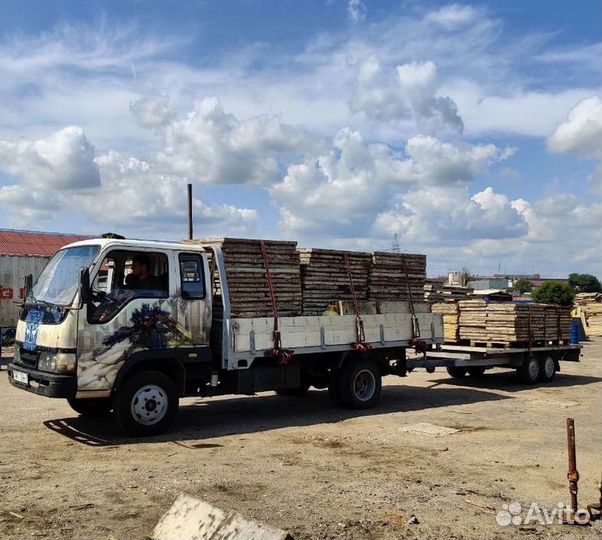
xmin=12 ymin=370 xmax=28 ymax=385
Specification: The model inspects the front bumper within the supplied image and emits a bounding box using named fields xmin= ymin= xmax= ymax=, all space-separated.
xmin=7 ymin=363 xmax=77 ymax=398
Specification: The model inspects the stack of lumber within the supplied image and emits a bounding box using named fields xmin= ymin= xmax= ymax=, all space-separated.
xmin=457 ymin=300 xmax=571 ymax=343
xmin=298 ymin=248 xmax=372 ymax=315
xmin=192 ymin=238 xmax=302 ymax=318
xmin=368 ymin=252 xmax=426 ymax=302
xmin=431 ymin=302 xmax=459 ymax=342
xmin=574 ymin=293 xmax=602 ymax=337
xmin=424 ymin=283 xmax=473 ymax=303
xmin=458 ymin=299 xmax=488 ymax=340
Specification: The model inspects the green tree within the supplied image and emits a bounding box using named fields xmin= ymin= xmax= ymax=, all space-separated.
xmin=513 ymin=278 xmax=534 ymax=294
xmin=531 ymin=281 xmax=575 ymax=306
xmin=568 ymin=273 xmax=602 ymax=293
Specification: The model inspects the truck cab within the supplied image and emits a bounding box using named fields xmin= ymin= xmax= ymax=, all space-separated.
xmin=9 ymin=238 xmax=214 ymax=434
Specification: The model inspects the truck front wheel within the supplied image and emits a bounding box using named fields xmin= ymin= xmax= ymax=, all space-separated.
xmin=337 ymin=357 xmax=382 ymax=409
xmin=68 ymin=397 xmax=112 ymax=417
xmin=113 ymin=370 xmax=179 ymax=436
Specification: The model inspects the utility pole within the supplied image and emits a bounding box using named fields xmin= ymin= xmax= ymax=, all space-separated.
xmin=187 ymin=183 xmax=193 ymax=240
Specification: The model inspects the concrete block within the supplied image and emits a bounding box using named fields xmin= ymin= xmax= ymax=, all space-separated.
xmin=152 ymin=493 xmax=292 ymax=540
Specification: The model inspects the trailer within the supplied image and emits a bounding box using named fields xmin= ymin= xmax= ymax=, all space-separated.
xmin=414 ymin=342 xmax=581 ymax=384
xmin=7 ymin=237 xmax=443 ymax=436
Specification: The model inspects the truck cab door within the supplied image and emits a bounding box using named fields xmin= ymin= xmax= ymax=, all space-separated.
xmin=174 ymin=252 xmax=212 ymax=345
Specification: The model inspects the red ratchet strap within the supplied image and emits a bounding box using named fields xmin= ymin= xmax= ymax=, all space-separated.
xmin=401 ymin=253 xmax=426 ymax=352
xmin=344 ymin=253 xmax=372 ymax=352
xmin=527 ymin=304 xmax=533 ymax=358
xmin=259 ymin=241 xmax=293 ymax=364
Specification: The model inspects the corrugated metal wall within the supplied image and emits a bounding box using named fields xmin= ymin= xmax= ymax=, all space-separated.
xmin=0 ymin=255 xmax=49 ymax=327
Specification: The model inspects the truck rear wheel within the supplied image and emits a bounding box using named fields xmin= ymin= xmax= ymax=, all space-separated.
xmin=337 ymin=357 xmax=382 ymax=409
xmin=68 ymin=397 xmax=112 ymax=417
xmin=517 ymin=357 xmax=540 ymax=384
xmin=113 ymin=370 xmax=179 ymax=436
xmin=539 ymin=355 xmax=557 ymax=382
xmin=468 ymin=367 xmax=486 ymax=377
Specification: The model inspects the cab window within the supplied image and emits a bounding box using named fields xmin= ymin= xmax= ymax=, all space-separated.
xmin=88 ymin=250 xmax=169 ymax=323
xmin=179 ymin=254 xmax=205 ymax=299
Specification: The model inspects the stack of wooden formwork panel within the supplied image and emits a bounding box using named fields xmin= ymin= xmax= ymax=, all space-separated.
xmin=457 ymin=301 xmax=571 ymax=344
xmin=368 ymin=252 xmax=427 ymax=302
xmin=298 ymin=248 xmax=372 ymax=315
xmin=574 ymin=293 xmax=602 ymax=337
xmin=192 ymin=238 xmax=303 ymax=318
xmin=431 ymin=302 xmax=460 ymax=342
xmin=458 ymin=299 xmax=488 ymax=341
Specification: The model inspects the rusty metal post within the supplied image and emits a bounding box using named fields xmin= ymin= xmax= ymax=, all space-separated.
xmin=566 ymin=418 xmax=579 ymax=513
xmin=187 ymin=183 xmax=193 ymax=240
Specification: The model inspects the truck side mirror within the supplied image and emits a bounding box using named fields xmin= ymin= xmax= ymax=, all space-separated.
xmin=81 ymin=268 xmax=91 ymax=305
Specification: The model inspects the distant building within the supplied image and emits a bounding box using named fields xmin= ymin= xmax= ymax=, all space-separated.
xmin=467 ymin=277 xmax=511 ymax=291
xmin=0 ymin=229 xmax=91 ymax=327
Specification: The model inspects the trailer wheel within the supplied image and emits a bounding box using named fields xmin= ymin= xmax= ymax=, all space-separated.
xmin=113 ymin=370 xmax=179 ymax=436
xmin=446 ymin=366 xmax=467 ymax=378
xmin=68 ymin=397 xmax=112 ymax=417
xmin=517 ymin=357 xmax=540 ymax=384
xmin=337 ymin=357 xmax=382 ymax=409
xmin=539 ymin=355 xmax=557 ymax=382
xmin=468 ymin=367 xmax=486 ymax=377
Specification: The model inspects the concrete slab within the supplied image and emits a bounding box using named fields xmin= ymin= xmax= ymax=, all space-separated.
xmin=400 ymin=422 xmax=460 ymax=437
xmin=152 ymin=493 xmax=292 ymax=540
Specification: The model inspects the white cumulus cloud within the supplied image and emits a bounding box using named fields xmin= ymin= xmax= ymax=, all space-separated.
xmin=271 ymin=129 xmax=512 ymax=237
xmin=351 ymin=58 xmax=463 ymax=134
xmin=0 ymin=126 xmax=100 ymax=189
xmin=547 ymin=96 xmax=602 ymax=159
xmin=155 ymin=97 xmax=322 ymax=185
xmin=130 ymin=96 xmax=177 ymax=129
xmin=374 ymin=186 xmax=527 ymax=243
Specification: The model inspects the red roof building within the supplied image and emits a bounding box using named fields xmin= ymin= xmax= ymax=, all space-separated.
xmin=0 ymin=229 xmax=92 ymax=258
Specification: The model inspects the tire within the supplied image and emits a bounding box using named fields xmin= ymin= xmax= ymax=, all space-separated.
xmin=468 ymin=367 xmax=486 ymax=377
xmin=446 ymin=366 xmax=467 ymax=378
xmin=113 ymin=370 xmax=179 ymax=436
xmin=539 ymin=355 xmax=556 ymax=382
xmin=68 ymin=397 xmax=112 ymax=417
xmin=337 ymin=357 xmax=382 ymax=409
xmin=276 ymin=383 xmax=310 ymax=397
xmin=517 ymin=357 xmax=540 ymax=384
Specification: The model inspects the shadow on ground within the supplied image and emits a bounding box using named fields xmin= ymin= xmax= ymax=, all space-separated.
xmin=44 ymin=382 xmax=510 ymax=447
xmin=432 ymin=370 xmax=601 ymax=392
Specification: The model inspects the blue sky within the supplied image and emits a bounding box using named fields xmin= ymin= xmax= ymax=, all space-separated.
xmin=0 ymin=0 xmax=599 ymax=277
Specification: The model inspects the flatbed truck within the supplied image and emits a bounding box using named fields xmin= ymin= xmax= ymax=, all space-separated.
xmin=7 ymin=238 xmax=444 ymax=436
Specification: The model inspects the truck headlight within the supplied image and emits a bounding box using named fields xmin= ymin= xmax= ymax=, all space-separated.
xmin=38 ymin=351 xmax=76 ymax=374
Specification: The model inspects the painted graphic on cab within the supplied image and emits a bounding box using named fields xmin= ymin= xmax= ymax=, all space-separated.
xmin=77 ymin=301 xmax=194 ymax=392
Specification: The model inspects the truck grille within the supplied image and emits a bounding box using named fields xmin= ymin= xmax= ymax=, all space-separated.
xmin=16 ymin=349 xmax=38 ymax=369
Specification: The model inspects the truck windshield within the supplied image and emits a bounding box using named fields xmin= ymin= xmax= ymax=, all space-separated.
xmin=31 ymin=245 xmax=100 ymax=306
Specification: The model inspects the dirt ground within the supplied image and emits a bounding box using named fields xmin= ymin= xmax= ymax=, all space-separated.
xmin=0 ymin=339 xmax=600 ymax=540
